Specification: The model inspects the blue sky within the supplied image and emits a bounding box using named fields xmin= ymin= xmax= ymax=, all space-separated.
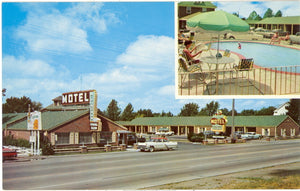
xmin=215 ymin=1 xmax=300 ymax=18
xmin=2 ymin=2 xmax=293 ymax=115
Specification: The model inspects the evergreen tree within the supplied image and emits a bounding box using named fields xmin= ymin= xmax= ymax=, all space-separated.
xmin=3 ymin=96 xmax=43 ymax=113
xmin=106 ymin=99 xmax=121 ymax=121
xmin=263 ymin=8 xmax=274 ymax=18
xmin=120 ymin=103 xmax=135 ymax=121
xmin=286 ymin=99 xmax=300 ymax=124
xmin=274 ymin=10 xmax=282 ymax=17
xmin=179 ymin=103 xmax=199 ymax=116
xmin=247 ymin=11 xmax=262 ymax=20
xmin=136 ymin=109 xmax=154 ymax=117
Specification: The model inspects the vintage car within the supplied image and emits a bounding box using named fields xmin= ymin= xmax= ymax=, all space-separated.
xmin=137 ymin=137 xmax=177 ymax=152
xmin=3 ymin=147 xmax=17 ymax=161
xmin=241 ymin=132 xmax=262 ymax=140
xmin=155 ymin=131 xmax=174 ymax=136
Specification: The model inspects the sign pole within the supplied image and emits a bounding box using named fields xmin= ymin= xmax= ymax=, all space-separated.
xmin=231 ymin=99 xmax=235 ymax=143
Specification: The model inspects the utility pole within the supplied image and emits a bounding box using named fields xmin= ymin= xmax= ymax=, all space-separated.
xmin=231 ymin=99 xmax=236 ymax=143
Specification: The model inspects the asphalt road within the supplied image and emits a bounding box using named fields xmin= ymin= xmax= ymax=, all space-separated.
xmin=3 ymin=139 xmax=300 ymax=190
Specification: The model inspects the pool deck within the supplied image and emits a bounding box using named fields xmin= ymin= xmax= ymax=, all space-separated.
xmin=178 ymin=33 xmax=300 ymax=96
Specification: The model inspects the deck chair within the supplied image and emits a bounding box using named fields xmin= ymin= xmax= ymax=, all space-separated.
xmin=202 ymin=42 xmax=213 ymax=56
xmin=233 ymin=58 xmax=254 ymax=80
xmin=178 ymin=56 xmax=206 ymax=87
xmin=223 ymin=49 xmax=231 ymax=57
xmin=234 ymin=58 xmax=254 ymax=71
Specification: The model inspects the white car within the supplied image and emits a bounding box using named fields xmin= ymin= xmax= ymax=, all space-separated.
xmin=137 ymin=137 xmax=178 ymax=152
xmin=155 ymin=131 xmax=174 ymax=136
xmin=241 ymin=132 xmax=262 ymax=139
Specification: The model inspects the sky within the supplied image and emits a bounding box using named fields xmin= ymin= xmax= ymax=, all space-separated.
xmin=2 ymin=1 xmax=296 ymax=115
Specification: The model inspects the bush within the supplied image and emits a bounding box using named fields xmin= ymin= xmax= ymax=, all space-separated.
xmin=41 ymin=137 xmax=54 ymax=155
xmin=3 ymin=135 xmax=31 ymax=148
xmin=188 ymin=133 xmax=204 ymax=142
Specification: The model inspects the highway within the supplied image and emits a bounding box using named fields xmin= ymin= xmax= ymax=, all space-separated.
xmin=3 ymin=139 xmax=300 ymax=190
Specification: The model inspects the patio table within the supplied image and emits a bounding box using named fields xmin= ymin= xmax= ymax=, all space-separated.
xmin=201 ymin=56 xmax=235 ymax=71
xmin=201 ymin=56 xmax=235 ymax=95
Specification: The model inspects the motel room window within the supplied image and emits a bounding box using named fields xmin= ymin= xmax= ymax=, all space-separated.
xmin=291 ymin=128 xmax=296 ymax=136
xmin=79 ymin=132 xmax=92 ymax=144
xmin=281 ymin=129 xmax=286 ymax=137
xmin=202 ymin=8 xmax=207 ymax=12
xmin=56 ymin=133 xmax=69 ymax=145
xmin=186 ymin=7 xmax=192 ymax=14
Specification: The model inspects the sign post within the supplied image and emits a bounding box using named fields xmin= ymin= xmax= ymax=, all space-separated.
xmin=27 ymin=110 xmax=42 ymax=156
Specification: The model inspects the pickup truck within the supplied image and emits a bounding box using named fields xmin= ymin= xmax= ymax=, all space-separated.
xmin=137 ymin=137 xmax=178 ymax=152
xmin=241 ymin=132 xmax=262 ymax=140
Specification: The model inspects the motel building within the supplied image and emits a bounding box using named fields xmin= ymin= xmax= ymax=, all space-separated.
xmin=118 ymin=114 xmax=300 ymax=138
xmin=2 ymin=90 xmax=131 ymax=148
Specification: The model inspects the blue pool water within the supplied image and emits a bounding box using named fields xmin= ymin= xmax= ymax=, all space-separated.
xmin=211 ymin=42 xmax=300 ymax=71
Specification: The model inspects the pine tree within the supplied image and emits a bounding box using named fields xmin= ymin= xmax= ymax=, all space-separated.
xmin=106 ymin=99 xmax=121 ymax=121
xmin=120 ymin=103 xmax=135 ymax=121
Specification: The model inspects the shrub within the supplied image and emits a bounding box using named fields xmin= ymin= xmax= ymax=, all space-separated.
xmin=41 ymin=137 xmax=54 ymax=155
xmin=3 ymin=135 xmax=30 ymax=148
xmin=188 ymin=133 xmax=204 ymax=142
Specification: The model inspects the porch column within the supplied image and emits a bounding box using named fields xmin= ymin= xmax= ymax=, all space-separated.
xmin=177 ymin=126 xmax=180 ymax=136
xmin=185 ymin=126 xmax=188 ymax=136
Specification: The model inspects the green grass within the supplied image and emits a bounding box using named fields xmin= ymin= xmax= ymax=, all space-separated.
xmin=218 ymin=175 xmax=300 ymax=189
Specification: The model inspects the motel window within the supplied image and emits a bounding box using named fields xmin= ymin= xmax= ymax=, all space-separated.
xmin=281 ymin=129 xmax=286 ymax=137
xmin=79 ymin=132 xmax=92 ymax=144
xmin=202 ymin=8 xmax=207 ymax=12
xmin=291 ymin=128 xmax=296 ymax=136
xmin=186 ymin=7 xmax=192 ymax=14
xmin=56 ymin=133 xmax=69 ymax=145
xmin=100 ymin=132 xmax=112 ymax=143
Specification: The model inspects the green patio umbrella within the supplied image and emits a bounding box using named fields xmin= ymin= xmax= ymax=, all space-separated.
xmin=187 ymin=10 xmax=250 ymax=56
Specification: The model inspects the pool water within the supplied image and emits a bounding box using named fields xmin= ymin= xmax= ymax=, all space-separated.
xmin=211 ymin=42 xmax=300 ymax=71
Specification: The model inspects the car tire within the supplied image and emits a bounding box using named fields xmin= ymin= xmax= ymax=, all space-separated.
xmin=149 ymin=146 xmax=155 ymax=152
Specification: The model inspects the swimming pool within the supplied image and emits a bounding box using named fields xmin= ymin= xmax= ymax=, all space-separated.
xmin=211 ymin=42 xmax=300 ymax=70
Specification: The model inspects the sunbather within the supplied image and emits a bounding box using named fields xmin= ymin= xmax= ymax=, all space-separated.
xmin=280 ymin=32 xmax=290 ymax=41
xmin=183 ymin=40 xmax=203 ymax=65
xmin=178 ymin=30 xmax=189 ymax=44
xmin=270 ymin=32 xmax=281 ymax=45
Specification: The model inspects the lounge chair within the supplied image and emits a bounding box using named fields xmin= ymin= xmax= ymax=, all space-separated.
xmin=178 ymin=56 xmax=206 ymax=87
xmin=223 ymin=49 xmax=231 ymax=57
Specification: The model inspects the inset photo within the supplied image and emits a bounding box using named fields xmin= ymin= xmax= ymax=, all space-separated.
xmin=177 ymin=1 xmax=300 ymax=96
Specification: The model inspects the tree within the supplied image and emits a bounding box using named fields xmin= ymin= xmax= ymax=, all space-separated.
xmin=274 ymin=10 xmax=282 ymax=17
xmin=240 ymin=109 xmax=256 ymax=116
xmin=106 ymin=99 xmax=121 ymax=121
xmin=179 ymin=103 xmax=199 ymax=116
xmin=219 ymin=108 xmax=230 ymax=116
xmin=247 ymin=11 xmax=262 ymax=21
xmin=120 ymin=103 xmax=135 ymax=121
xmin=286 ymin=99 xmax=300 ymax=124
xmin=199 ymin=101 xmax=220 ymax=116
xmin=136 ymin=109 xmax=154 ymax=117
xmin=3 ymin=96 xmax=43 ymax=113
xmin=255 ymin=106 xmax=276 ymax=115
xmin=161 ymin=111 xmax=173 ymax=117
xmin=263 ymin=8 xmax=273 ymax=19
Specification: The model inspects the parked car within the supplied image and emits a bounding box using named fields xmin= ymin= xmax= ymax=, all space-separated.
xmin=272 ymin=29 xmax=287 ymax=36
xmin=137 ymin=137 xmax=177 ymax=152
xmin=155 ymin=131 xmax=174 ymax=136
xmin=241 ymin=132 xmax=262 ymax=140
xmin=234 ymin=131 xmax=244 ymax=139
xmin=3 ymin=147 xmax=17 ymax=161
xmin=290 ymin=32 xmax=300 ymax=44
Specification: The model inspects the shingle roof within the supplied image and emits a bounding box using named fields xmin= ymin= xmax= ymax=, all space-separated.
xmin=2 ymin=113 xmax=28 ymax=127
xmin=178 ymin=2 xmax=217 ymax=9
xmin=257 ymin=16 xmax=300 ymax=25
xmin=118 ymin=115 xmax=290 ymax=127
xmin=5 ymin=110 xmax=89 ymax=131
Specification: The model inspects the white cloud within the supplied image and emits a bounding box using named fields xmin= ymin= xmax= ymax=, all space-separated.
xmin=16 ymin=3 xmax=120 ymax=54
xmin=116 ymin=35 xmax=174 ymax=76
xmin=3 ymin=55 xmax=55 ymax=77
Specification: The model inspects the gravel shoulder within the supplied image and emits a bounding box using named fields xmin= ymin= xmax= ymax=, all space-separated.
xmin=142 ymin=162 xmax=300 ymax=190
